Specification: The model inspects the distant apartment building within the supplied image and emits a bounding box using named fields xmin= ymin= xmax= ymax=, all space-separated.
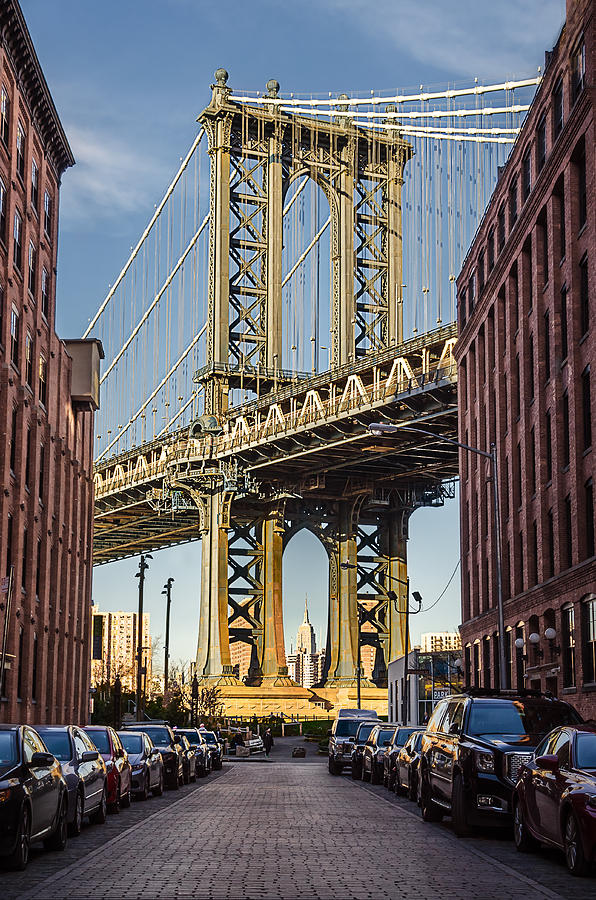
xmin=91 ymin=606 xmax=152 ymax=695
xmin=230 ymin=639 xmax=253 ymax=681
xmin=420 ymin=632 xmax=462 ymax=653
xmin=0 ymin=0 xmax=102 ymax=725
xmin=456 ymin=0 xmax=595 ymax=715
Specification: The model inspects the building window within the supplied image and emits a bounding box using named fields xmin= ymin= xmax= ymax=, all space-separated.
xmin=530 ymin=427 xmax=536 ymax=494
xmin=25 ymin=331 xmax=32 ymax=387
xmin=547 ymin=508 xmax=555 ymax=577
xmin=509 ymin=177 xmax=518 ymax=227
xmin=28 ymin=241 xmax=36 ymax=298
xmin=524 ymin=236 xmax=533 ymax=312
xmin=16 ymin=121 xmax=25 ymax=182
xmin=560 ymin=285 xmax=568 ymax=361
xmin=468 ymin=273 xmax=475 ymax=316
xmin=515 ymin=354 xmax=521 ymax=419
xmin=21 ymin=527 xmax=27 ymax=590
xmin=41 ymin=267 xmax=49 ymax=319
xmin=562 ymin=605 xmax=576 ymax=687
xmin=10 ymin=305 xmax=19 ymax=367
xmin=487 ymin=229 xmax=494 ymax=271
xmin=536 ymin=116 xmax=546 ymax=172
xmin=35 ymin=539 xmax=41 ymax=597
xmin=473 ymin=642 xmax=480 ymax=687
xmin=516 ymin=441 xmax=522 ymax=506
xmin=16 ymin=626 xmax=24 ymax=699
xmin=572 ymin=39 xmax=586 ymax=103
xmin=0 ymin=86 xmax=10 ymax=146
xmin=511 ymin=264 xmax=519 ymax=332
xmin=522 ymin=151 xmax=531 ymax=201
xmin=24 ymin=427 xmax=31 ymax=488
xmin=586 ymin=479 xmax=595 ymax=559
xmin=0 ymin=176 xmax=6 ymax=245
xmin=5 ymin=514 xmax=12 ymax=576
xmin=515 ymin=624 xmax=525 ymax=690
xmin=531 ymin=520 xmax=538 ymax=586
xmin=497 ymin=204 xmax=505 ymax=252
xmin=562 ymin=389 xmax=570 ymax=468
xmin=44 ymin=191 xmax=52 ymax=238
xmin=580 ymin=255 xmax=589 ymax=337
xmin=564 ymin=494 xmax=573 ymax=569
xmin=39 ymin=444 xmax=44 ymax=502
xmin=553 ymin=78 xmax=564 ymax=138
xmin=557 ymin=180 xmax=566 ymax=260
xmin=478 ymin=251 xmax=485 ymax=291
xmin=582 ymin=367 xmax=592 ymax=450
xmin=503 ymin=456 xmax=510 ymax=519
xmin=546 ymin=409 xmax=552 ymax=480
xmin=505 ymin=628 xmax=512 ymax=689
xmin=13 ymin=209 xmax=22 ymax=272
xmin=577 ymin=141 xmax=587 ymax=229
xmin=529 ymin=333 xmax=535 ymax=400
xmin=483 ymin=638 xmax=491 ymax=688
xmin=38 ymin=354 xmax=47 ymax=407
xmin=9 ymin=405 xmax=17 ymax=472
xmin=31 ymin=159 xmax=39 ymax=213
xmin=544 ymin=309 xmax=550 ymax=381
xmin=582 ymin=596 xmax=596 ymax=684
xmin=31 ymin=633 xmax=38 ymax=702
xmin=459 ymin=288 xmax=466 ymax=327
xmin=539 ymin=209 xmax=548 ymax=286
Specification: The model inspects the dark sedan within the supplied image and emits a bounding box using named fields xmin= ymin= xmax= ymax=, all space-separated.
xmin=175 ymin=734 xmax=196 ymax=784
xmin=395 ymin=730 xmax=424 ymax=800
xmin=0 ymin=724 xmax=68 ymax=870
xmin=200 ymin=730 xmax=223 ymax=770
xmin=514 ymin=724 xmax=596 ymax=876
xmin=175 ymin=728 xmax=211 ymax=777
xmin=351 ymin=721 xmax=382 ymax=781
xmin=83 ymin=726 xmax=132 ymax=813
xmin=121 ymin=724 xmax=184 ymax=789
xmin=362 ymin=724 xmax=399 ymax=785
xmin=118 ymin=731 xmax=164 ymax=799
xmin=37 ymin=725 xmax=107 ymax=834
xmin=382 ymin=726 xmax=420 ymax=791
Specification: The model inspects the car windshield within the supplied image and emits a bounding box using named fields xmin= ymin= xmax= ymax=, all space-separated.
xmin=377 ymin=729 xmax=396 ymax=745
xmin=178 ymin=731 xmax=198 ymax=742
xmin=356 ymin=723 xmax=376 ymax=741
xmin=38 ymin=731 xmax=71 ymax=761
xmin=334 ymin=720 xmax=362 ymax=737
xmin=202 ymin=732 xmax=216 ymax=742
xmin=137 ymin=728 xmax=171 ymax=747
xmin=575 ymin=733 xmax=596 ymax=769
xmin=120 ymin=734 xmax=143 ymax=754
xmin=395 ymin=728 xmax=417 ymax=746
xmin=0 ymin=731 xmax=17 ymax=769
xmin=467 ymin=700 xmax=581 ymax=738
xmin=85 ymin=730 xmax=110 ymax=754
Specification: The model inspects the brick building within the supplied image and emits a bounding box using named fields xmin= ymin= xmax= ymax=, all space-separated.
xmin=455 ymin=0 xmax=595 ymax=716
xmin=0 ymin=0 xmax=101 ymax=724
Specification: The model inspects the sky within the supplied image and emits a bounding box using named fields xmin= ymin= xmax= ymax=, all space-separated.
xmin=19 ymin=0 xmax=566 ymax=672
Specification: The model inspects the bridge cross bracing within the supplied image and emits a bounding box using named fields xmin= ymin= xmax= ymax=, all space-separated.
xmin=90 ymin=71 xmax=539 ymax=710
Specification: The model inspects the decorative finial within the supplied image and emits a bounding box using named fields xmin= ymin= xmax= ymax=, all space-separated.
xmin=214 ymin=68 xmax=229 ymax=86
xmin=266 ymin=79 xmax=280 ymax=99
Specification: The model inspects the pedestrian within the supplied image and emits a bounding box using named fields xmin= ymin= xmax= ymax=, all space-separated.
xmin=263 ymin=727 xmax=274 ymax=757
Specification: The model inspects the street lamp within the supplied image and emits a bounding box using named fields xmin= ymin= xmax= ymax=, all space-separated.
xmin=368 ymin=421 xmax=506 ymax=691
xmin=161 ymin=578 xmax=174 ymax=702
xmin=134 ymin=554 xmax=152 ymax=721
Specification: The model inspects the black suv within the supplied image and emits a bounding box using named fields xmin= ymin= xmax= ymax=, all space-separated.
xmin=419 ymin=689 xmax=582 ymax=836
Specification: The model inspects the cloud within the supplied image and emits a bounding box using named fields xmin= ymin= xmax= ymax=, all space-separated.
xmin=59 ymin=125 xmax=166 ymax=228
xmin=313 ymin=0 xmax=564 ymax=81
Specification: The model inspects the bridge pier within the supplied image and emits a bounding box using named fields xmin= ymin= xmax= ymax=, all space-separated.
xmin=259 ymin=504 xmax=294 ymax=685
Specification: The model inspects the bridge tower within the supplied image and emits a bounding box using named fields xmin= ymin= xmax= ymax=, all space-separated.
xmin=193 ymin=70 xmax=416 ymax=701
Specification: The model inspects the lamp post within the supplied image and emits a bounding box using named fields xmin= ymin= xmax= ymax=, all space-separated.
xmin=134 ymin=554 xmax=152 ymax=721
xmin=339 ymin=561 xmax=422 ymax=720
xmin=161 ymin=578 xmax=174 ymax=702
xmin=368 ymin=422 xmax=506 ymax=691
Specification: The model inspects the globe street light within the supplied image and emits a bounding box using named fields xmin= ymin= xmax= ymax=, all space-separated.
xmin=368 ymin=421 xmax=506 ymax=691
xmin=134 ymin=554 xmax=152 ymax=721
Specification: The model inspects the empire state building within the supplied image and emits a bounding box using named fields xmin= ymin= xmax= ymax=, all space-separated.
xmin=296 ymin=597 xmax=316 ymax=654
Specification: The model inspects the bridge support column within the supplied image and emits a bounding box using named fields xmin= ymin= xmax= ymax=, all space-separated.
xmin=338 ymin=139 xmax=356 ymax=365
xmin=380 ymin=509 xmax=410 ymax=669
xmin=387 ymin=150 xmax=406 ymax=346
xmin=259 ymin=505 xmax=293 ymax=685
xmin=196 ymin=489 xmax=239 ymax=684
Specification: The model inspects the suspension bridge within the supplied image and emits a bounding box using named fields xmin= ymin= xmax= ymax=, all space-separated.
xmin=88 ymin=69 xmax=541 ymax=714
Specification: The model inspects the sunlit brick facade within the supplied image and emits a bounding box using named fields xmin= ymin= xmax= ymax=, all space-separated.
xmin=455 ymin=0 xmax=595 ymax=716
xmin=0 ymin=0 xmax=101 ymax=725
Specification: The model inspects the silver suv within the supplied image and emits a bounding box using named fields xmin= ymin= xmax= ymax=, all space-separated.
xmin=328 ymin=710 xmax=380 ymax=776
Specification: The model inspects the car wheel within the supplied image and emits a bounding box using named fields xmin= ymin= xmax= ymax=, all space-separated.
xmin=139 ymin=773 xmax=149 ymax=801
xmin=451 ymin=773 xmax=470 ymax=838
xmin=383 ymin=770 xmax=388 ymax=788
xmin=513 ymin=797 xmax=539 ymax=853
xmin=45 ymin=796 xmax=68 ymax=851
xmin=169 ymin=772 xmax=180 ymax=790
xmin=351 ymin=763 xmax=360 ymax=780
xmin=120 ymin=782 xmax=131 ymax=808
xmin=362 ymin=763 xmax=370 ymax=783
xmin=198 ymin=765 xmax=207 ymax=778
xmin=328 ymin=758 xmax=339 ymax=776
xmin=420 ymin=768 xmax=443 ymax=823
xmin=408 ymin=771 xmax=417 ymax=803
xmin=564 ymin=810 xmax=590 ymax=876
xmin=68 ymin=790 xmax=84 ymax=837
xmin=109 ymin=778 xmax=121 ymax=813
xmin=152 ymin=770 xmax=164 ymax=797
xmin=90 ymin=786 xmax=107 ymax=825
xmin=394 ymin=772 xmax=405 ymax=796
xmin=183 ymin=765 xmax=190 ymax=785
xmin=7 ymin=805 xmax=30 ymax=871
xmin=370 ymin=763 xmax=381 ymax=785
xmin=190 ymin=764 xmax=197 ymax=783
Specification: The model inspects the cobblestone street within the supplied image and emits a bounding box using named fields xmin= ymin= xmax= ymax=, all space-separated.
xmin=5 ymin=746 xmax=593 ymax=900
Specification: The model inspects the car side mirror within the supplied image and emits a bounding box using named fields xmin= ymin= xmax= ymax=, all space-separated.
xmin=82 ymin=750 xmax=99 ymax=762
xmin=30 ymin=751 xmax=55 ymax=768
xmin=448 ymin=723 xmax=460 ymax=735
xmin=535 ymin=754 xmax=559 ymax=772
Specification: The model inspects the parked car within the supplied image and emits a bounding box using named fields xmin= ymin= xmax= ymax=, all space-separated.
xmin=37 ymin=725 xmax=107 ymax=834
xmin=328 ymin=710 xmax=380 ymax=775
xmin=362 ymin=724 xmax=399 ymax=784
xmin=121 ymin=724 xmax=184 ymax=789
xmin=118 ymin=731 xmax=164 ymax=799
xmin=83 ymin=726 xmax=132 ymax=813
xmin=0 ymin=724 xmax=69 ymax=870
xmin=514 ymin=724 xmax=596 ymax=876
xmin=175 ymin=733 xmax=196 ymax=784
xmin=350 ymin=721 xmax=382 ymax=780
xmin=395 ymin=730 xmax=424 ymax=800
xmin=200 ymin=729 xmax=223 ymax=770
xmin=175 ymin=728 xmax=211 ymax=777
xmin=382 ymin=727 xmax=420 ymax=791
xmin=419 ymin=689 xmax=582 ymax=836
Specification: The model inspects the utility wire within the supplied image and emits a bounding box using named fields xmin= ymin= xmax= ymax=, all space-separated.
xmin=420 ymin=559 xmax=461 ymax=614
